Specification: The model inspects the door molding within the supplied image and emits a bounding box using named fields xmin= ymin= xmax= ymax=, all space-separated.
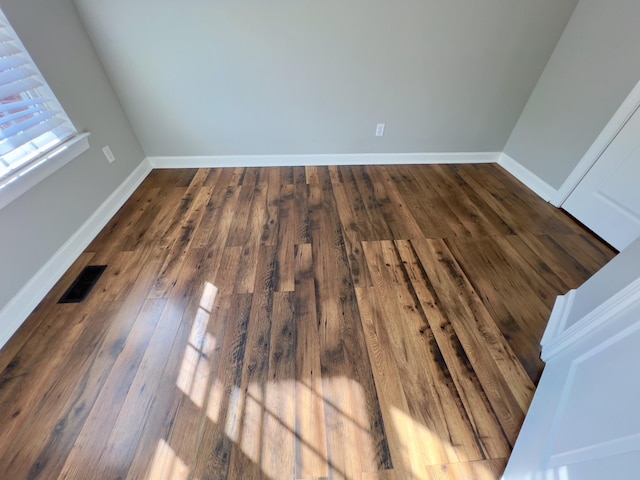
xmin=552 ymin=79 xmax=640 ymax=207
xmin=541 ymin=276 xmax=640 ymax=361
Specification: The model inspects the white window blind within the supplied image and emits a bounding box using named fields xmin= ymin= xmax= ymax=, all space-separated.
xmin=0 ymin=9 xmax=77 ymax=186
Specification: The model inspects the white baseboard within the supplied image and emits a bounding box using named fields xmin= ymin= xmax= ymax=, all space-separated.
xmin=541 ymin=289 xmax=576 ymax=350
xmin=0 ymin=159 xmax=152 ymax=349
xmin=147 ymin=151 xmax=501 ymax=169
xmin=498 ymin=153 xmax=557 ymax=202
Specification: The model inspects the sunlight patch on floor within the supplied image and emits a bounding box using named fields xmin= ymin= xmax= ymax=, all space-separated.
xmin=146 ymin=439 xmax=190 ymax=480
xmin=164 ymin=282 xmax=502 ymax=479
xmin=390 ymin=406 xmax=495 ymax=480
xmin=177 ymin=282 xmax=218 ymax=408
xmin=207 ymin=377 xmax=225 ymax=424
xmin=219 ymin=375 xmax=376 ymax=479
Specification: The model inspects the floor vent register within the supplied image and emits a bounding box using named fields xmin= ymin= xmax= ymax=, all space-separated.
xmin=58 ymin=265 xmax=107 ymax=304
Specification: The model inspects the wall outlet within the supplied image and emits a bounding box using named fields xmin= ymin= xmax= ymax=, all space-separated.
xmin=375 ymin=123 xmax=385 ymax=137
xmin=102 ymin=145 xmax=115 ymax=163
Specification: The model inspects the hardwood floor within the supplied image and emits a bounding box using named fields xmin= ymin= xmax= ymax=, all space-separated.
xmin=0 ymin=164 xmax=616 ymax=479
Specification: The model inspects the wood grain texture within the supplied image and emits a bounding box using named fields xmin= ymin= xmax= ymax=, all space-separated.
xmin=0 ymin=165 xmax=616 ymax=479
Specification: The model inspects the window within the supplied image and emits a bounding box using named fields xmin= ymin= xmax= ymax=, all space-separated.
xmin=0 ymin=8 xmax=89 ymax=209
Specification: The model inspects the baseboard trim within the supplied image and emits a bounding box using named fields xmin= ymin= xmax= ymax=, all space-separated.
xmin=0 ymin=159 xmax=152 ymax=349
xmin=147 ymin=152 xmax=501 ymax=169
xmin=498 ymin=153 xmax=557 ymax=202
xmin=541 ymin=290 xmax=576 ymax=350
xmin=541 ymin=276 xmax=640 ymax=361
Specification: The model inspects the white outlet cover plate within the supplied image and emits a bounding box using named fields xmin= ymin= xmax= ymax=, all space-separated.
xmin=102 ymin=146 xmax=115 ymax=163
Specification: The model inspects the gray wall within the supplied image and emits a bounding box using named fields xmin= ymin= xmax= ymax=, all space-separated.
xmin=0 ymin=0 xmax=145 ymax=310
xmin=504 ymin=0 xmax=640 ymax=190
xmin=72 ymin=0 xmax=577 ymax=157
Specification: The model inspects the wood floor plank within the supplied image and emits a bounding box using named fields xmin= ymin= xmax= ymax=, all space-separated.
xmin=54 ymin=298 xmax=166 ymax=480
xmin=275 ymin=183 xmax=296 ymax=292
xmin=0 ymin=247 xmax=156 ymax=459
xmin=426 ymin=165 xmax=513 ymax=238
xmin=146 ymin=296 xmax=221 ymax=479
xmin=55 ymin=286 xmax=188 ymax=478
xmin=394 ymin=240 xmax=513 ymax=457
xmin=423 ymin=457 xmax=508 ymax=479
xmin=340 ymin=165 xmax=382 ymax=241
xmin=148 ymin=184 xmax=216 ymax=299
xmin=2 ymin=248 xmax=165 ymax=479
xmin=434 ymin=164 xmax=515 ymax=237
xmin=218 ymin=246 xmax=243 ymax=296
xmin=450 ymin=164 xmax=544 ymax=236
xmin=309 ymin=169 xmax=392 ymax=477
xmin=406 ymin=165 xmax=473 ymax=238
xmin=293 ymin=243 xmax=330 ymax=479
xmin=261 ymin=291 xmax=296 ymax=479
xmin=85 ymin=181 xmax=160 ymax=255
xmin=0 ymin=165 xmax=615 ymax=480
xmin=331 ymin=179 xmax=373 ymax=287
xmin=227 ymin=291 xmax=273 ymax=480
xmin=293 ymin=181 xmax=311 ymax=245
xmin=262 ymin=167 xmax=281 ymax=247
xmin=517 ymin=233 xmax=598 ymax=289
xmin=361 ymin=470 xmax=399 ymax=480
xmin=349 ymin=165 xmax=395 ymax=240
xmin=372 ymin=165 xmax=425 ymax=240
xmin=189 ymin=294 xmax=253 ymax=480
xmin=410 ymin=238 xmax=535 ymax=443
xmin=444 ymin=237 xmax=557 ymax=380
xmin=389 ymin=165 xmax=459 ymax=238
xmin=119 ymin=186 xmax=190 ymax=257
xmin=503 ymin=235 xmax=573 ymax=293
xmin=195 ymin=183 xmax=240 ymax=251
xmin=362 ymin=240 xmax=506 ymax=463
xmin=474 ymin=164 xmax=583 ymax=236
xmin=253 ymin=244 xmax=279 ymax=294
xmin=0 ymin=251 xmax=95 ymax=374
xmin=356 ymin=285 xmax=441 ymax=479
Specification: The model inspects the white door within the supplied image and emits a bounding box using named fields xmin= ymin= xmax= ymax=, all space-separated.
xmin=562 ymin=105 xmax=640 ymax=251
xmin=503 ymin=237 xmax=640 ymax=479
xmin=503 ymin=304 xmax=640 ymax=480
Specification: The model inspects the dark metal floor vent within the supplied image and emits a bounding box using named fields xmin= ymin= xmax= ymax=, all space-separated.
xmin=58 ymin=265 xmax=107 ymax=304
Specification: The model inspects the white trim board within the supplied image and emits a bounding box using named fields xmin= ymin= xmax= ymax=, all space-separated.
xmin=0 ymin=133 xmax=90 ymax=212
xmin=552 ymin=79 xmax=640 ymax=207
xmin=541 ymin=289 xmax=577 ymax=349
xmin=498 ymin=153 xmax=557 ymax=202
xmin=147 ymin=152 xmax=500 ymax=169
xmin=0 ymin=158 xmax=152 ymax=349
xmin=541 ymin=276 xmax=640 ymax=361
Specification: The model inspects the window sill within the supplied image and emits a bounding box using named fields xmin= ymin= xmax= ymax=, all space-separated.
xmin=0 ymin=132 xmax=91 ymax=211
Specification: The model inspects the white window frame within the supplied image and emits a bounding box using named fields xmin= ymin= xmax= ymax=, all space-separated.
xmin=0 ymin=8 xmax=90 ymax=211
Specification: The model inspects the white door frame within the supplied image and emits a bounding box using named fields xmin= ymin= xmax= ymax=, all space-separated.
xmin=552 ymin=79 xmax=640 ymax=207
